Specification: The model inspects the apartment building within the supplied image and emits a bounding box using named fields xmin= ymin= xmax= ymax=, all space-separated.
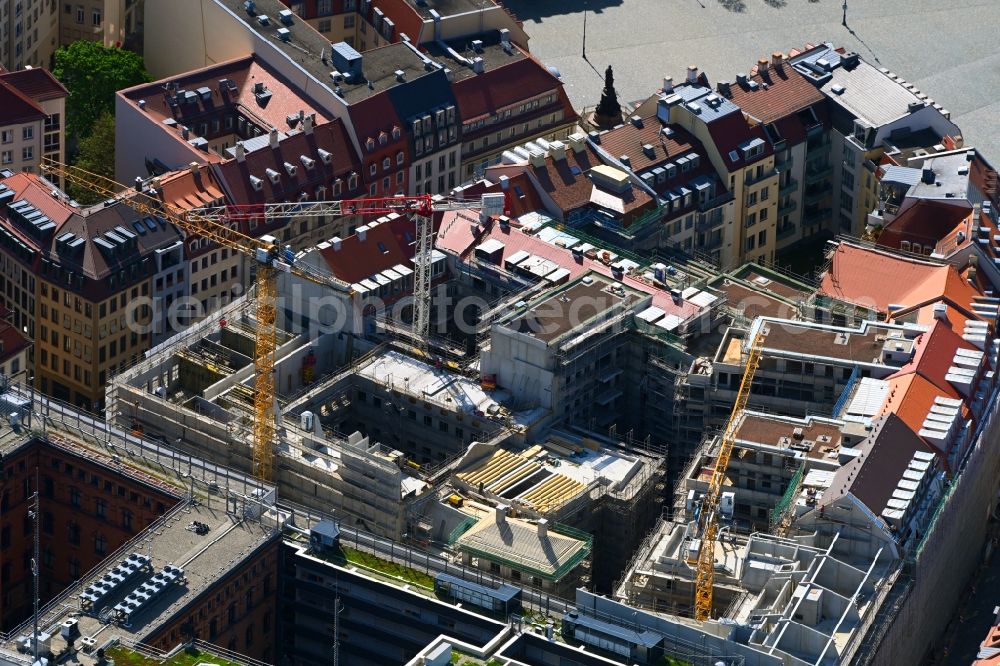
xmin=637 ymin=69 xmax=779 ymax=269
xmin=0 ymin=0 xmax=140 ymax=71
xmin=591 ymin=113 xmax=732 ymax=259
xmin=723 ymin=52 xmax=831 ymax=250
xmin=432 ymin=32 xmax=574 ymax=182
xmin=0 ymin=170 xmax=184 ymax=409
xmin=0 ymin=67 xmax=66 ymax=182
xmin=0 ymin=305 xmax=31 ymax=383
xmin=278 ymin=0 xmax=529 ymax=51
xmin=788 ymin=44 xmax=962 ymax=236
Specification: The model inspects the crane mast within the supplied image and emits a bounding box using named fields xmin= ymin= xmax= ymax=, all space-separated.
xmin=41 ymin=159 xmax=499 ymax=482
xmin=693 ymin=330 xmax=764 ymax=621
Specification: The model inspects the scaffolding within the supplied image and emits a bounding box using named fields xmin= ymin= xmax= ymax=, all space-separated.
xmin=769 ymin=463 xmax=805 ymax=532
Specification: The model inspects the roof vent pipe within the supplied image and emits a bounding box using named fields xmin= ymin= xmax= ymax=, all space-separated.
xmin=686 ymin=66 xmax=698 ymax=84
xmin=662 ymin=76 xmax=673 ymax=93
xmin=269 ymin=128 xmax=279 ymax=149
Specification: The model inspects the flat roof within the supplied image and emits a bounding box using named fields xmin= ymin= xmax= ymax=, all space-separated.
xmin=221 ymin=0 xmax=434 ymax=104
xmin=52 ymin=503 xmax=277 ymax=647
xmin=508 ymin=275 xmax=644 ymax=344
xmin=752 ymin=318 xmax=922 ymax=366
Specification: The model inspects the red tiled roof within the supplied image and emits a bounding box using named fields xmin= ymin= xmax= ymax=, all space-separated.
xmin=523 ymin=146 xmax=655 ymax=223
xmin=319 ymin=215 xmax=415 ymax=283
xmin=436 ymin=213 xmax=704 ymax=321
xmin=707 ymin=112 xmax=773 ymax=172
xmin=119 ymin=55 xmax=331 ymax=165
xmin=877 ymin=199 xmax=974 ymax=254
xmin=452 ymin=55 xmax=565 ymax=124
xmin=887 ymin=318 xmax=980 ymax=401
xmin=0 ymin=68 xmax=68 ymax=102
xmin=457 ymin=174 xmax=543 ymax=219
xmin=880 ymin=373 xmax=963 ymax=466
xmin=212 ymin=119 xmax=361 ymax=215
xmin=819 ymin=242 xmax=984 ymax=319
xmin=0 ymin=306 xmax=31 ymax=363
xmin=725 ymin=63 xmax=825 ymax=125
xmin=598 ymin=117 xmax=699 ymax=173
xmin=0 ymin=79 xmax=45 ymax=125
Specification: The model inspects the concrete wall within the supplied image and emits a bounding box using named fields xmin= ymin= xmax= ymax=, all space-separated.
xmin=481 ymin=324 xmax=554 ymax=409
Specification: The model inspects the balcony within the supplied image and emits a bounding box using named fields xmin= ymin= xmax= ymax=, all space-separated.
xmin=804 ymin=187 xmax=830 ymax=206
xmin=744 ymin=168 xmax=777 ymax=188
xmin=698 ymin=190 xmax=734 ymax=212
xmin=803 ymin=208 xmax=832 ymax=226
xmin=806 ymin=134 xmax=831 ymax=153
xmin=779 ymin=178 xmax=798 ymax=196
xmin=775 ymin=156 xmax=794 ymax=173
xmin=776 ymin=224 xmax=797 ymax=240
xmin=804 ymin=164 xmax=832 ymax=185
xmin=778 ymin=199 xmax=797 ymax=216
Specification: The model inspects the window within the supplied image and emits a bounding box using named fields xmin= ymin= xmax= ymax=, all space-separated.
xmin=746 ymin=212 xmax=756 ymax=228
xmin=1 ymin=151 xmax=11 ymax=165
xmin=343 ymin=14 xmax=354 ymax=28
xmin=746 ymin=235 xmax=756 ymax=251
xmin=0 ymin=130 xmax=12 ymax=144
xmin=396 ymin=151 xmax=404 ymax=166
xmin=316 ymin=0 xmax=332 ymax=14
xmin=22 ymin=147 xmax=33 ymax=161
xmin=758 ymin=229 xmax=767 ymax=246
xmin=746 ymin=191 xmax=757 ymax=207
xmin=760 ymin=207 xmax=768 ymax=222
xmin=76 ymin=5 xmax=83 ymax=23
xmin=369 ymin=163 xmax=376 ymax=177
xmin=70 ymin=487 xmax=81 ymax=507
xmin=95 ymin=498 xmax=106 ymax=519
xmin=68 ymin=522 xmax=79 ymax=545
xmin=760 ymin=186 xmax=769 ymax=201
xmin=91 ymin=8 xmax=101 ymax=25
xmin=22 ymin=126 xmax=33 ymax=141
xmin=94 ymin=533 xmax=106 ymax=556
xmin=317 ymin=19 xmax=330 ymax=32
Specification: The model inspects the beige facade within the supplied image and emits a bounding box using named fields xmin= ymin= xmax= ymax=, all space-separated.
xmin=0 ymin=0 xmax=139 ymax=71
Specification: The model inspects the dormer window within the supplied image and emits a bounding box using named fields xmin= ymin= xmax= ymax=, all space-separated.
xmin=366 ymin=138 xmax=375 ymax=151
xmin=392 ymin=126 xmax=401 ymax=140
xmin=333 ymin=179 xmax=342 ymax=196
xmin=379 ymin=132 xmax=388 ymax=146
xmin=348 ymin=173 xmax=358 ymax=190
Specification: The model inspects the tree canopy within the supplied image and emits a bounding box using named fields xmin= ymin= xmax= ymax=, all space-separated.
xmin=53 ymin=41 xmax=151 ymax=143
xmin=67 ymin=111 xmax=115 ymax=206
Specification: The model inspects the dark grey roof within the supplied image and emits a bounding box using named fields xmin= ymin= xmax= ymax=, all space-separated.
xmin=570 ymin=612 xmax=663 ymax=649
xmin=434 ymin=573 xmax=521 ymax=603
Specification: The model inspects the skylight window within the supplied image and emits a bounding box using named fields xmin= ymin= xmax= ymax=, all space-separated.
xmin=377 ymin=241 xmax=388 ymax=254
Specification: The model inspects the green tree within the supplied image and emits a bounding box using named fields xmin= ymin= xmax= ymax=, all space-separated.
xmin=53 ymin=40 xmax=151 ymax=143
xmin=68 ymin=111 xmax=115 ymax=205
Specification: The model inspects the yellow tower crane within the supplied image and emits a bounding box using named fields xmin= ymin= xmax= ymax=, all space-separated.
xmin=44 ymin=159 xmax=506 ymax=481
xmin=42 ymin=158 xmax=354 ymax=481
xmin=693 ymin=330 xmax=765 ymax=621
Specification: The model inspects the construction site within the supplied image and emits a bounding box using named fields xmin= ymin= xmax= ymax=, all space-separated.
xmin=94 ymin=173 xmax=1000 ymax=665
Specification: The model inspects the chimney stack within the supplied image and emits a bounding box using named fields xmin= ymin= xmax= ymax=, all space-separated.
xmin=758 ymin=58 xmax=769 ymax=74
xmin=269 ymin=128 xmax=280 ymax=149
xmin=686 ymin=65 xmax=698 ymax=84
xmin=537 ymin=518 xmax=548 ymax=539
xmin=771 ymin=52 xmax=784 ymax=68
xmin=662 ymin=76 xmax=674 ymax=93
xmin=303 ymin=114 xmax=314 ymax=135
xmin=356 ymin=225 xmax=368 ymax=242
xmin=235 ymin=143 xmax=246 ymax=163
xmin=331 ymin=236 xmax=342 ymax=251
xmin=499 ymin=175 xmax=509 ymax=190
xmin=495 ymin=504 xmax=508 ymax=524
xmin=716 ymin=80 xmax=732 ymax=98
xmin=189 ymin=162 xmax=199 ymax=176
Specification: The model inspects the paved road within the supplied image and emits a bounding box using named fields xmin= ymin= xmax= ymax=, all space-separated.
xmin=505 ymin=0 xmax=1000 ymax=161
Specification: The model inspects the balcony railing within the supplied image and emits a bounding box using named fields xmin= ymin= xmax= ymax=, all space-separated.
xmin=805 ymin=164 xmax=833 ymax=185
xmin=698 ymin=190 xmax=734 ymax=212
xmin=775 ymin=156 xmax=794 ymax=173
xmin=779 ymin=178 xmax=798 ymax=196
xmin=745 ymin=168 xmax=777 ymax=187
xmin=803 ymin=208 xmax=832 ymax=226
xmin=776 ymin=224 xmax=797 ymax=240
xmin=778 ymin=199 xmax=798 ymax=216
xmin=804 ymin=188 xmax=830 ymax=205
